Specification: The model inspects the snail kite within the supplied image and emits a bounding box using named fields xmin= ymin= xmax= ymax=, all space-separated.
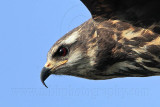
xmin=41 ymin=0 xmax=160 ymax=88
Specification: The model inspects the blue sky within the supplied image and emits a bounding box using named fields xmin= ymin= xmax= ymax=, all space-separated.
xmin=0 ymin=0 xmax=160 ymax=107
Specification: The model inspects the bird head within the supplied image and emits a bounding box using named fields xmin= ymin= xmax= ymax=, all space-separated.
xmin=41 ymin=20 xmax=98 ymax=87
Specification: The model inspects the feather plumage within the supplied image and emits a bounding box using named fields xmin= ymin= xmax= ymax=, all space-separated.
xmin=41 ymin=0 xmax=160 ymax=87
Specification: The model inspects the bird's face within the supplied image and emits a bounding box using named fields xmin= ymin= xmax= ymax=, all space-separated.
xmin=40 ymin=21 xmax=97 ymax=87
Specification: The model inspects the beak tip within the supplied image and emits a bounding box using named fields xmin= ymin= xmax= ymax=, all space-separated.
xmin=41 ymin=80 xmax=48 ymax=88
xmin=40 ymin=67 xmax=51 ymax=88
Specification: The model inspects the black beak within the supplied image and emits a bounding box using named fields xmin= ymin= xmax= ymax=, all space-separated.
xmin=40 ymin=67 xmax=51 ymax=88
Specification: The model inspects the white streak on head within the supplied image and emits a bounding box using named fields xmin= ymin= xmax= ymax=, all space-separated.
xmin=63 ymin=31 xmax=80 ymax=44
xmin=87 ymin=46 xmax=98 ymax=66
xmin=67 ymin=50 xmax=82 ymax=64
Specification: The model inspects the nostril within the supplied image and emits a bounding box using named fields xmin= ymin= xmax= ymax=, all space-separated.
xmin=46 ymin=63 xmax=51 ymax=67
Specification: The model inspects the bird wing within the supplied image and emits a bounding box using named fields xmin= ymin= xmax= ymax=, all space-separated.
xmin=80 ymin=0 xmax=114 ymax=20
xmin=81 ymin=0 xmax=160 ymax=24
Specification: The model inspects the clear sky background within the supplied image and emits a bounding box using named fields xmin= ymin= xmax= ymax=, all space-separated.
xmin=0 ymin=0 xmax=160 ymax=107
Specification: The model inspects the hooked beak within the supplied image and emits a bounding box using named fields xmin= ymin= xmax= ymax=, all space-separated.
xmin=40 ymin=60 xmax=68 ymax=88
xmin=40 ymin=67 xmax=51 ymax=88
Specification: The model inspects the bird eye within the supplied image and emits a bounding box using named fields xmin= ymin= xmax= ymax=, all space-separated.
xmin=56 ymin=47 xmax=68 ymax=57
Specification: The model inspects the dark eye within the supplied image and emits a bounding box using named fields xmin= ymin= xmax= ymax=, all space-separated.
xmin=56 ymin=47 xmax=68 ymax=57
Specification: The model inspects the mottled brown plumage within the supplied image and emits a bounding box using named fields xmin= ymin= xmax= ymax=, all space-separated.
xmin=41 ymin=0 xmax=160 ymax=87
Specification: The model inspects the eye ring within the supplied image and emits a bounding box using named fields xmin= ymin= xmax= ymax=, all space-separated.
xmin=56 ymin=46 xmax=68 ymax=57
